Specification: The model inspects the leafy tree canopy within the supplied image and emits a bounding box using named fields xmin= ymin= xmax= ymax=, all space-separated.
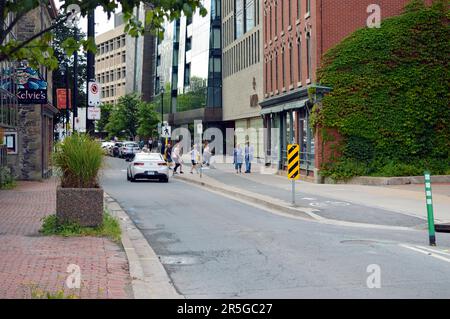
xmin=314 ymin=0 xmax=449 ymax=180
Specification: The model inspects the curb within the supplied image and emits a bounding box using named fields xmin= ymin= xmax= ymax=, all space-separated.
xmin=104 ymin=193 xmax=183 ymax=299
xmin=174 ymin=174 xmax=417 ymax=232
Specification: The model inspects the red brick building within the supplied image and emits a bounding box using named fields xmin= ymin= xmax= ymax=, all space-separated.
xmin=260 ymin=0 xmax=432 ymax=181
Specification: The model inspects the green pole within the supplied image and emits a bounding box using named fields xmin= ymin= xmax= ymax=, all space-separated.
xmin=424 ymin=171 xmax=436 ymax=246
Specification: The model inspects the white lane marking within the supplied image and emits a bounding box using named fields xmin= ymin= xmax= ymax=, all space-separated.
xmin=416 ymin=246 xmax=450 ymax=257
xmin=302 ymin=197 xmax=316 ymax=200
xmin=399 ymin=244 xmax=450 ymax=263
xmin=121 ymin=170 xmax=127 ymax=172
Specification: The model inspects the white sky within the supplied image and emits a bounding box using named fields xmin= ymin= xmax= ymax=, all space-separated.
xmin=54 ymin=0 xmax=115 ymax=36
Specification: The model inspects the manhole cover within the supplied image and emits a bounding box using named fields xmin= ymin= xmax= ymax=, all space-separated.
xmin=159 ymin=255 xmax=198 ymax=265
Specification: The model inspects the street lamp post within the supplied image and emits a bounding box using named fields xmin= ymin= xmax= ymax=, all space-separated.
xmin=160 ymin=87 xmax=165 ymax=125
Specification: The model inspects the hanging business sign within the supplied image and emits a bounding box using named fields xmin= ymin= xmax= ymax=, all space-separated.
xmin=56 ymin=88 xmax=72 ymax=109
xmin=14 ymin=66 xmax=48 ymax=104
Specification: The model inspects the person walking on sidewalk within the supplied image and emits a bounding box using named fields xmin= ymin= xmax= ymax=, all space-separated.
xmin=172 ymin=142 xmax=184 ymax=175
xmin=203 ymin=141 xmax=212 ymax=167
xmin=244 ymin=142 xmax=254 ymax=173
xmin=165 ymin=142 xmax=173 ymax=170
xmin=190 ymin=144 xmax=200 ymax=174
xmin=234 ymin=144 xmax=244 ymax=174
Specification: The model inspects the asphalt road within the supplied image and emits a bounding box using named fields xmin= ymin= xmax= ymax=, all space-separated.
xmin=101 ymin=157 xmax=450 ymax=298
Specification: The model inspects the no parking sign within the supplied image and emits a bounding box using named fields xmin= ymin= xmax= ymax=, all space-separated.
xmin=88 ymin=81 xmax=101 ymax=106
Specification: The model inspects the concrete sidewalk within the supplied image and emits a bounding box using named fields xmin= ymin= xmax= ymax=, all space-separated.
xmin=0 ymin=179 xmax=133 ymax=299
xmin=175 ymin=157 xmax=450 ymax=226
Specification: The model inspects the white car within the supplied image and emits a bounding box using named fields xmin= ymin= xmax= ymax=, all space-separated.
xmin=120 ymin=142 xmax=140 ymax=160
xmin=127 ymin=152 xmax=169 ymax=183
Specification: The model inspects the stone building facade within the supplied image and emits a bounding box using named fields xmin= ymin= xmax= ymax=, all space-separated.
xmin=3 ymin=1 xmax=58 ymax=180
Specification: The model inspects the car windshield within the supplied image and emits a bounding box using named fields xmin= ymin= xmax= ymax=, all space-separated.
xmin=125 ymin=143 xmax=138 ymax=148
xmin=134 ymin=154 xmax=162 ymax=161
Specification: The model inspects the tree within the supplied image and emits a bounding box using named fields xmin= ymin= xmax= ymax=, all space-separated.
xmin=137 ymin=101 xmax=159 ymax=139
xmin=104 ymin=94 xmax=140 ymax=140
xmin=0 ymin=0 xmax=207 ymax=68
xmin=52 ymin=11 xmax=87 ymax=126
xmin=96 ymin=103 xmax=113 ymax=133
xmin=314 ymin=0 xmax=449 ymax=180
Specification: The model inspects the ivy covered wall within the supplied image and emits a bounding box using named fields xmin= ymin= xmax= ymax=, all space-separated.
xmin=314 ymin=0 xmax=449 ymax=180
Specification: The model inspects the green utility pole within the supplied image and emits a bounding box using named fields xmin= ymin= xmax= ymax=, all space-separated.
xmin=424 ymin=171 xmax=436 ymax=246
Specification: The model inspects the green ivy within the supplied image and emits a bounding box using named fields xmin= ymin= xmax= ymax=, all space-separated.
xmin=316 ymin=0 xmax=450 ymax=180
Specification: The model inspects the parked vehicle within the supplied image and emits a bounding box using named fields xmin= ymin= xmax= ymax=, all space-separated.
xmin=101 ymin=141 xmax=115 ymax=154
xmin=110 ymin=142 xmax=123 ymax=157
xmin=120 ymin=142 xmax=140 ymax=160
xmin=127 ymin=152 xmax=169 ymax=183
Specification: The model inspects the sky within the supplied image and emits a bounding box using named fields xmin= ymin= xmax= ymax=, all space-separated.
xmin=54 ymin=0 xmax=115 ymax=35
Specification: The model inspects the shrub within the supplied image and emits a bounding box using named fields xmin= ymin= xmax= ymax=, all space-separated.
xmin=40 ymin=211 xmax=121 ymax=243
xmin=0 ymin=166 xmax=16 ymax=189
xmin=53 ymin=134 xmax=104 ymax=188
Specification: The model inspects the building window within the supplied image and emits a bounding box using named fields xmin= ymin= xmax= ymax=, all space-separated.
xmin=274 ymin=3 xmax=277 ymax=35
xmin=281 ymin=48 xmax=285 ymax=88
xmin=297 ymin=38 xmax=302 ymax=83
xmin=184 ymin=63 xmax=191 ymax=86
xmin=186 ymin=37 xmax=192 ymax=51
xmin=306 ymin=32 xmax=311 ymax=80
xmin=281 ymin=0 xmax=284 ymax=28
xmin=269 ymin=7 xmax=272 ymax=39
xmin=245 ymin=0 xmax=255 ymax=32
xmin=297 ymin=0 xmax=301 ymax=18
xmin=275 ymin=52 xmax=278 ymax=91
xmin=289 ymin=45 xmax=293 ymax=85
xmin=306 ymin=0 xmax=310 ymax=14
xmin=187 ymin=15 xmax=193 ymax=25
xmin=235 ymin=0 xmax=244 ymax=39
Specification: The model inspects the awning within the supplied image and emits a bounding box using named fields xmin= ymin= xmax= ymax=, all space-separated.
xmin=260 ymin=97 xmax=309 ymax=115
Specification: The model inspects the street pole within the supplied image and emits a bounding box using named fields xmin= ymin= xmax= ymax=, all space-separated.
xmin=86 ymin=9 xmax=95 ymax=136
xmin=65 ymin=63 xmax=70 ymax=136
xmin=72 ymin=28 xmax=78 ymax=133
xmin=424 ymin=171 xmax=436 ymax=246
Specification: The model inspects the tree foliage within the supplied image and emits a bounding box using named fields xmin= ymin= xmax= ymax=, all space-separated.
xmin=315 ymin=0 xmax=450 ymax=180
xmin=104 ymin=94 xmax=159 ymax=140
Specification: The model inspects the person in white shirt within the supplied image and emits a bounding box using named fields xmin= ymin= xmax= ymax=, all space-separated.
xmin=244 ymin=142 xmax=254 ymax=173
xmin=190 ymin=144 xmax=200 ymax=174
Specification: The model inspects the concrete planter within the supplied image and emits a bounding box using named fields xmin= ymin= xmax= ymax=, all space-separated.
xmin=56 ymin=186 xmax=104 ymax=227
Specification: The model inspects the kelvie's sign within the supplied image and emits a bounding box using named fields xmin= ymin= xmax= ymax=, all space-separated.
xmin=14 ymin=66 xmax=48 ymax=104
xmin=16 ymin=89 xmax=47 ymax=104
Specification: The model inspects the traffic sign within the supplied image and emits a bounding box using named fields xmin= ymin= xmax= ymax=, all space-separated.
xmin=161 ymin=123 xmax=171 ymax=138
xmin=88 ymin=81 xmax=101 ymax=106
xmin=287 ymin=144 xmax=300 ymax=180
xmin=87 ymin=106 xmax=101 ymax=120
xmin=197 ymin=123 xmax=203 ymax=135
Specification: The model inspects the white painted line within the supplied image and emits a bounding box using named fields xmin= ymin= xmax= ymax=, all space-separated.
xmin=399 ymin=244 xmax=450 ymax=264
xmin=416 ymin=246 xmax=450 ymax=257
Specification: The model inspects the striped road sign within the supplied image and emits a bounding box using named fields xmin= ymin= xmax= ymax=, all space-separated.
xmin=287 ymin=144 xmax=300 ymax=180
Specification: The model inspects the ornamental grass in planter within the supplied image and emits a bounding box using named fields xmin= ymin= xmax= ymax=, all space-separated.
xmin=54 ymin=134 xmax=104 ymax=227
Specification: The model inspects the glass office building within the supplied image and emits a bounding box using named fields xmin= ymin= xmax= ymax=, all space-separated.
xmin=155 ymin=0 xmax=222 ymax=128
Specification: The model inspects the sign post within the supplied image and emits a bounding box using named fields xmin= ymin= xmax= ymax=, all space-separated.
xmin=424 ymin=171 xmax=436 ymax=246
xmin=287 ymin=144 xmax=300 ymax=205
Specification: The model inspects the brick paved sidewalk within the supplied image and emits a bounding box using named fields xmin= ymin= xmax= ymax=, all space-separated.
xmin=0 ymin=179 xmax=133 ymax=299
